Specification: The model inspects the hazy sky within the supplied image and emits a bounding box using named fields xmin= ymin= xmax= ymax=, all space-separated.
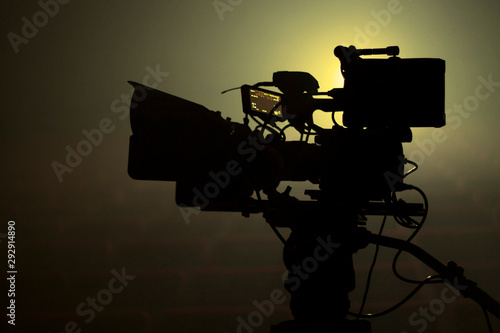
xmin=2 ymin=0 xmax=500 ymax=332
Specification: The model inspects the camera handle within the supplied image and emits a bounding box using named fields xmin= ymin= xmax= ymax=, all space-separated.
xmin=367 ymin=231 xmax=500 ymax=319
xmin=334 ymin=45 xmax=400 ymax=64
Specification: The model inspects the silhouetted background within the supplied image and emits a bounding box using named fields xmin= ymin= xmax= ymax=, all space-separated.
xmin=2 ymin=1 xmax=500 ymax=332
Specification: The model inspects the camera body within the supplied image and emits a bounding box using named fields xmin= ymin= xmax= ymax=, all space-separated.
xmin=127 ymin=46 xmax=445 ymax=213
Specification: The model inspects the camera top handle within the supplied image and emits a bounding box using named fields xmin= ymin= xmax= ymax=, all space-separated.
xmin=334 ymin=45 xmax=400 ymax=65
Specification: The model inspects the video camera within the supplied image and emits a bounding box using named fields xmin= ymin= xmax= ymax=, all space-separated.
xmin=126 ymin=47 xmax=500 ymax=333
xmin=127 ymin=45 xmax=445 ymax=219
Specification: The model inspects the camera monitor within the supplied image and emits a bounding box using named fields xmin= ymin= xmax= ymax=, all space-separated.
xmin=241 ymin=85 xmax=285 ymax=121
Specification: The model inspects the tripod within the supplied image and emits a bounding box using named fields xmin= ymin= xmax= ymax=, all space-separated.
xmin=263 ymin=202 xmax=500 ymax=333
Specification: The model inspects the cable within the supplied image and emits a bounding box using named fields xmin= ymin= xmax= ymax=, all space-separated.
xmin=351 ymin=275 xmax=436 ymax=318
xmin=270 ymin=223 xmax=287 ymax=245
xmin=482 ymin=305 xmax=494 ymax=333
xmin=252 ymin=116 xmax=283 ymax=143
xmin=264 ymin=121 xmax=286 ymax=141
xmin=332 ymin=111 xmax=341 ymax=127
xmin=305 ymin=128 xmax=311 ymax=142
xmin=252 ymin=111 xmax=287 ymax=141
xmin=356 ymin=215 xmax=387 ymax=319
xmin=255 ymin=191 xmax=286 ymax=245
xmin=303 ymin=127 xmax=317 ymax=142
xmin=403 ymin=159 xmax=418 ymax=178
xmin=392 ymin=185 xmax=440 ymax=285
xmin=354 ymin=185 xmax=497 ymax=326
xmin=391 ymin=193 xmax=419 ymax=229
xmin=279 ymin=124 xmax=293 ymax=141
xmin=250 ymin=114 xmax=264 ymax=127
xmin=352 ymin=186 xmax=442 ymax=319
